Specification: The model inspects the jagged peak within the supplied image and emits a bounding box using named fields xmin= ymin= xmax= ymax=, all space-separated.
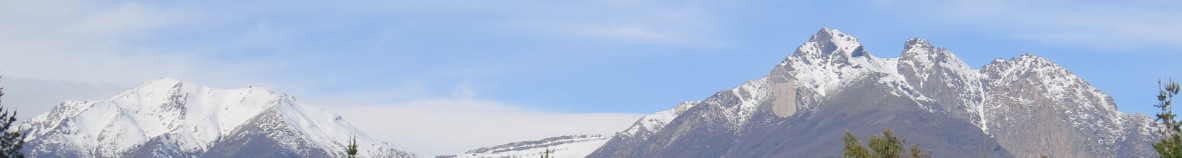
xmin=809 ymin=27 xmax=856 ymax=43
xmin=898 ymin=38 xmax=968 ymax=68
xmin=982 ymin=54 xmax=1125 ymax=123
xmin=985 ymin=53 xmax=1063 ymax=71
xmin=981 ymin=54 xmax=1084 ymax=99
xmin=145 ymin=77 xmax=185 ymax=85
xmin=900 ymin=39 xmax=933 ymax=59
xmin=900 ymin=38 xmax=950 ymax=57
xmin=792 ymin=27 xmax=869 ymax=59
xmin=96 ymin=78 xmax=288 ymax=111
xmin=903 ymin=38 xmax=933 ymax=50
xmin=117 ymin=78 xmax=275 ymax=99
xmin=990 ymin=58 xmax=1006 ymax=65
xmin=137 ymin=78 xmax=190 ymax=89
xmin=110 ymin=78 xmax=192 ymax=99
xmin=1018 ymin=53 xmax=1050 ymax=61
xmin=1013 ymin=53 xmax=1056 ymax=63
xmin=773 ymin=27 xmax=903 ymax=98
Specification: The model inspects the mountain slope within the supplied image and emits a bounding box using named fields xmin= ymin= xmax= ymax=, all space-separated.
xmin=20 ymin=78 xmax=414 ymax=158
xmin=589 ymin=28 xmax=1159 ymax=158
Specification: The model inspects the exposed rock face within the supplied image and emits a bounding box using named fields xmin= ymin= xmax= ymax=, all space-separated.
xmin=977 ymin=54 xmax=1159 ymax=157
xmin=588 ymin=28 xmax=1160 ymax=158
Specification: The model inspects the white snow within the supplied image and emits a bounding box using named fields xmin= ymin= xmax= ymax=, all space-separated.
xmin=447 ymin=135 xmax=610 ymax=158
xmin=612 ymin=28 xmax=943 ymax=143
xmin=897 ymin=38 xmax=991 ymax=132
xmin=20 ymin=78 xmax=409 ymax=157
xmin=779 ymin=28 xmax=916 ymax=99
xmin=619 ymin=101 xmax=699 ymax=138
xmin=981 ymin=54 xmax=1132 ymax=144
xmin=612 ymin=28 xmax=1145 ymax=148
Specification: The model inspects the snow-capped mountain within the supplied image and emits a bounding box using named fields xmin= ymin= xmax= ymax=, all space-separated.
xmin=438 ymin=135 xmax=609 ymax=158
xmin=589 ymin=28 xmax=1159 ymax=157
xmin=19 ymin=78 xmax=414 ymax=158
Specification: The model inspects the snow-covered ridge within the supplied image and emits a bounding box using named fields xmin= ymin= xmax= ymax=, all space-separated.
xmin=23 ymin=78 xmax=281 ymax=156
xmin=780 ymin=28 xmax=897 ymax=96
xmin=443 ymin=135 xmax=610 ymax=158
xmin=20 ymin=78 xmax=411 ymax=157
xmin=982 ymin=54 xmax=1116 ymax=111
xmin=981 ymin=54 xmax=1130 ymax=143
xmin=896 ymin=37 xmax=991 ymax=132
xmin=619 ymin=101 xmax=699 ymax=138
xmin=614 ymin=28 xmax=936 ymax=140
xmin=613 ymin=27 xmax=1134 ymax=144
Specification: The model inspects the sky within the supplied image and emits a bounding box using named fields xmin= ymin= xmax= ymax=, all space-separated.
xmin=0 ymin=0 xmax=1180 ymax=156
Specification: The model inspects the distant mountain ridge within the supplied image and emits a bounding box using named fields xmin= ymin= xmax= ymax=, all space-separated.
xmin=19 ymin=78 xmax=414 ymax=158
xmin=438 ymin=135 xmax=609 ymax=158
xmin=586 ymin=28 xmax=1161 ymax=158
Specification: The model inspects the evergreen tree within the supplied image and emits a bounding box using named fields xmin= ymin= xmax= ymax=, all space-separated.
xmin=1154 ymin=79 xmax=1182 ymax=158
xmin=346 ymin=136 xmax=359 ymax=158
xmin=539 ymin=148 xmax=552 ymax=158
xmin=0 ymin=82 xmax=26 ymax=158
xmin=842 ymin=129 xmax=930 ymax=158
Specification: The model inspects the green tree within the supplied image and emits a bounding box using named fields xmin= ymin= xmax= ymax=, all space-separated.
xmin=842 ymin=129 xmax=930 ymax=158
xmin=1154 ymin=79 xmax=1182 ymax=158
xmin=346 ymin=136 xmax=358 ymax=158
xmin=844 ymin=132 xmax=871 ymax=157
xmin=909 ymin=145 xmax=930 ymax=158
xmin=0 ymin=81 xmax=26 ymax=158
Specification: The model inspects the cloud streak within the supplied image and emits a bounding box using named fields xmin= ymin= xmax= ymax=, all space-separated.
xmin=0 ymin=0 xmax=265 ymax=87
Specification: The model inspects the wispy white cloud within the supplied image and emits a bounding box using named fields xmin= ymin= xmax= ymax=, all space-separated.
xmin=0 ymin=0 xmax=302 ymax=93
xmin=0 ymin=0 xmax=234 ymax=85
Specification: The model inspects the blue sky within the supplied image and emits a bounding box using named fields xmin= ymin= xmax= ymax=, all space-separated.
xmin=1 ymin=0 xmax=1180 ymax=156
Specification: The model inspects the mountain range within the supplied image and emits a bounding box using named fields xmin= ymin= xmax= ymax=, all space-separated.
xmin=448 ymin=28 xmax=1161 ymax=158
xmin=11 ymin=28 xmax=1163 ymax=158
xmin=585 ymin=28 xmax=1161 ymax=157
xmin=19 ymin=78 xmax=414 ymax=157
